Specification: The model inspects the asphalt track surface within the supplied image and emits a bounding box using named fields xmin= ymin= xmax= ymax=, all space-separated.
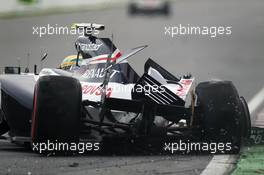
xmin=0 ymin=0 xmax=264 ymax=174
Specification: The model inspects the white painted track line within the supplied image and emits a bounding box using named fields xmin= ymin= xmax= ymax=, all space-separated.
xmin=201 ymin=86 xmax=264 ymax=175
xmin=200 ymin=155 xmax=239 ymax=175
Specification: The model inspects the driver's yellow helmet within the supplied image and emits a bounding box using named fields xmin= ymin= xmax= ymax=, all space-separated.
xmin=60 ymin=55 xmax=83 ymax=70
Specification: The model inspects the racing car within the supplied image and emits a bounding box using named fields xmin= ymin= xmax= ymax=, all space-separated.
xmin=128 ymin=0 xmax=171 ymax=16
xmin=0 ymin=23 xmax=251 ymax=154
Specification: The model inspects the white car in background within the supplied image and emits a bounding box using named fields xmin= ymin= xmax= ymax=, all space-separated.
xmin=128 ymin=0 xmax=171 ymax=16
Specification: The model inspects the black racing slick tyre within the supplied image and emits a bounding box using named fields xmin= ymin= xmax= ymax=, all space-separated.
xmin=31 ymin=76 xmax=82 ymax=152
xmin=0 ymin=112 xmax=9 ymax=136
xmin=0 ymin=92 xmax=9 ymax=136
xmin=0 ymin=119 xmax=9 ymax=136
xmin=240 ymin=96 xmax=251 ymax=139
xmin=195 ymin=80 xmax=245 ymax=153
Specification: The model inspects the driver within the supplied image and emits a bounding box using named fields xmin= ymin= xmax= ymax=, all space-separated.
xmin=60 ymin=55 xmax=83 ymax=70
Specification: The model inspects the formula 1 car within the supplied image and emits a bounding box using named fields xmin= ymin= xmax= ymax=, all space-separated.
xmin=0 ymin=23 xmax=251 ymax=154
xmin=128 ymin=0 xmax=171 ymax=16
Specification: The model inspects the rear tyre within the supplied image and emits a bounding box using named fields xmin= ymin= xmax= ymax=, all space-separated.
xmin=195 ymin=80 xmax=245 ymax=153
xmin=240 ymin=96 xmax=251 ymax=139
xmin=31 ymin=76 xmax=82 ymax=153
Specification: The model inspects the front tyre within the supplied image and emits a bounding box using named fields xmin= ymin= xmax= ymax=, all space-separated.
xmin=0 ymin=91 xmax=9 ymax=136
xmin=195 ymin=80 xmax=246 ymax=153
xmin=240 ymin=96 xmax=251 ymax=139
xmin=0 ymin=116 xmax=9 ymax=136
xmin=31 ymin=76 xmax=82 ymax=153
